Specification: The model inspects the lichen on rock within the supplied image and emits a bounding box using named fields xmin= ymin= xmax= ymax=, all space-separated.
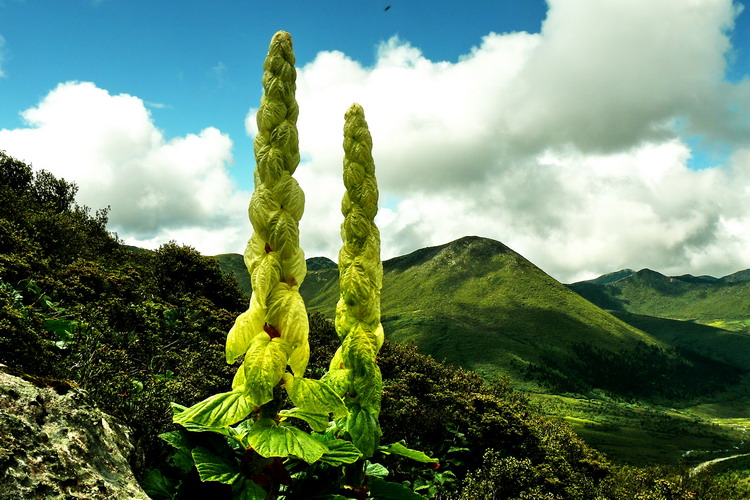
xmin=0 ymin=367 xmax=149 ymax=500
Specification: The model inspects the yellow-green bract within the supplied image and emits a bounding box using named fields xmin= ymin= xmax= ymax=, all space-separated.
xmin=325 ymin=103 xmax=384 ymax=458
xmin=225 ymin=30 xmax=310 ymax=408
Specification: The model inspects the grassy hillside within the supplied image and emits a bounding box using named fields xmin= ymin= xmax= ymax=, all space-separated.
xmin=212 ymin=253 xmax=250 ymax=295
xmin=608 ymin=311 xmax=750 ymax=371
xmin=293 ymin=236 xmax=744 ymax=400
xmin=569 ymin=268 xmax=750 ymax=330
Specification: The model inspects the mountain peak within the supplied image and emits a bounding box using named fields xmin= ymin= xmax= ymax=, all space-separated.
xmin=579 ymin=268 xmax=636 ymax=285
xmin=306 ymin=256 xmax=336 ymax=271
xmin=385 ymin=236 xmax=514 ymax=272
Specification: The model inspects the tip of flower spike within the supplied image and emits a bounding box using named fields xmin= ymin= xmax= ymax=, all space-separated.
xmin=272 ymin=30 xmax=292 ymax=42
xmin=269 ymin=31 xmax=295 ymax=63
xmin=345 ymin=103 xmax=365 ymax=119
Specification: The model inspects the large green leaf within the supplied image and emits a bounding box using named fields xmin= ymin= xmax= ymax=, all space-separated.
xmin=140 ymin=468 xmax=179 ymax=500
xmin=276 ymin=291 xmax=308 ymax=348
xmin=158 ymin=430 xmax=194 ymax=473
xmin=191 ymin=447 xmax=240 ymax=484
xmin=243 ymin=335 xmax=291 ymax=406
xmin=231 ymin=477 xmax=268 ymax=500
xmin=311 ymin=433 xmax=362 ymax=466
xmin=279 ymin=408 xmax=330 ymax=432
xmin=246 ymin=419 xmax=328 ymax=464
xmin=348 ymin=405 xmax=380 ymax=458
xmin=341 ymin=325 xmax=377 ymax=374
xmin=287 ymin=377 xmax=347 ymax=418
xmin=226 ymin=299 xmax=266 ymax=363
xmin=365 ymin=461 xmax=389 ymax=478
xmin=173 ymin=390 xmax=252 ymax=428
xmin=251 ymin=252 xmax=281 ymax=307
xmin=378 ymin=442 xmax=436 ymax=463
xmin=368 ymin=477 xmax=424 ymax=499
xmin=353 ymin=364 xmax=382 ymax=414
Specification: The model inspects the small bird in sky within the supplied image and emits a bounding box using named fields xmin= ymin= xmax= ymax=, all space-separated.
xmin=384 ymin=5 xmax=391 ymax=11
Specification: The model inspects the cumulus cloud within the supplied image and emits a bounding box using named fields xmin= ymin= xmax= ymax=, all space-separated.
xmin=0 ymin=81 xmax=250 ymax=254
xmin=246 ymin=0 xmax=750 ymax=282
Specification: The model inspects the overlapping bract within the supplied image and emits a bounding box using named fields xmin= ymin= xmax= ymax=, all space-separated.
xmin=325 ymin=103 xmax=384 ymax=457
xmin=225 ymin=31 xmax=309 ymax=409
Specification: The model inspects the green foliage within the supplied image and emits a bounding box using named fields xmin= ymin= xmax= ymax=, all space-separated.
xmin=153 ymin=242 xmax=246 ymax=312
xmin=526 ymin=341 xmax=745 ymax=401
xmin=0 ymin=151 xmax=247 ymax=478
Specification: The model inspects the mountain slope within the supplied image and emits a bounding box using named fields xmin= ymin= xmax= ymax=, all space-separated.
xmin=298 ymin=236 xmax=713 ymax=394
xmin=216 ymin=236 xmax=746 ymax=399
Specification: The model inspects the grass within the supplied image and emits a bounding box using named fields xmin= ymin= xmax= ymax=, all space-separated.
xmin=530 ymin=393 xmax=750 ymax=467
xmin=212 ymin=253 xmax=251 ymax=295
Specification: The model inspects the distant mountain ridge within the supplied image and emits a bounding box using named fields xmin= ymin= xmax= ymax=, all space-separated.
xmin=568 ymin=267 xmax=750 ymax=328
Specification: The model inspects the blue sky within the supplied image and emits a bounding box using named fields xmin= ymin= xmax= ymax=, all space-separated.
xmin=2 ymin=0 xmax=750 ymax=281
xmin=0 ymin=0 xmax=548 ymax=182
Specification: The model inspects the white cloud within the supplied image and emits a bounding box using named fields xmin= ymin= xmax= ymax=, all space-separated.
xmin=0 ymin=81 xmax=251 ymax=255
xmin=246 ymin=0 xmax=750 ymax=282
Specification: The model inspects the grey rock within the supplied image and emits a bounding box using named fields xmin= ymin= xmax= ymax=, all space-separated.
xmin=0 ymin=367 xmax=150 ymax=500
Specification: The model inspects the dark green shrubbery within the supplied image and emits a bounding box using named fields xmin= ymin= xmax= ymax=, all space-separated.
xmin=527 ymin=341 xmax=745 ymax=402
xmin=0 ymin=150 xmax=245 ymax=473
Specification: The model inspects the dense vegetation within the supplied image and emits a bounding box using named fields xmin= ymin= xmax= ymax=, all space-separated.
xmin=1 ymin=151 xmax=748 ymax=498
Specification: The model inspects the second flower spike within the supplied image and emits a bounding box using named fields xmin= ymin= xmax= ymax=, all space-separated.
xmin=325 ymin=103 xmax=385 ymax=458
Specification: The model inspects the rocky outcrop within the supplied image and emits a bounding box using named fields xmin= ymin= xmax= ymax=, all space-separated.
xmin=0 ymin=366 xmax=149 ymax=500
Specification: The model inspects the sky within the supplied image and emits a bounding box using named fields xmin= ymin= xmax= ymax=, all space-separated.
xmin=2 ymin=0 xmax=750 ymax=282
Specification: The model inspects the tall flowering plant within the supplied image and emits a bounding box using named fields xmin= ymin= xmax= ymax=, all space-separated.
xmin=162 ymin=31 xmax=435 ymax=500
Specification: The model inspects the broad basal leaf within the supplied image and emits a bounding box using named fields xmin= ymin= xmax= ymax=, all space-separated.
xmin=158 ymin=430 xmax=194 ymax=473
xmin=140 ymin=468 xmax=179 ymax=500
xmin=313 ymin=437 xmax=362 ymax=466
xmin=191 ymin=446 xmax=240 ymax=484
xmin=365 ymin=461 xmax=389 ymax=479
xmin=231 ymin=477 xmax=268 ymax=500
xmin=173 ymin=390 xmax=252 ymax=429
xmin=279 ymin=408 xmax=330 ymax=432
xmin=368 ymin=477 xmax=425 ymax=500
xmin=246 ymin=418 xmax=328 ymax=464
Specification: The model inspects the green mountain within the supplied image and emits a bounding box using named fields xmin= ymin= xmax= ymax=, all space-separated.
xmin=291 ymin=236 xmax=743 ymax=399
xmin=212 ymin=253 xmax=251 ymax=295
xmin=568 ymin=268 xmax=750 ymax=330
xmin=213 ymin=237 xmax=748 ymax=400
